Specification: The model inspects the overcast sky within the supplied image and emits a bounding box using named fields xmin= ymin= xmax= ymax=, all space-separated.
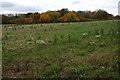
xmin=0 ymin=0 xmax=119 ymax=16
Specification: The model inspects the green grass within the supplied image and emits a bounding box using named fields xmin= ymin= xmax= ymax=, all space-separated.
xmin=2 ymin=20 xmax=119 ymax=78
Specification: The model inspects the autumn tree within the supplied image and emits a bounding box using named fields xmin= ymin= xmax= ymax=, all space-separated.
xmin=91 ymin=11 xmax=97 ymax=19
xmin=25 ymin=13 xmax=33 ymax=18
xmin=46 ymin=11 xmax=61 ymax=22
xmin=25 ymin=18 xmax=33 ymax=24
xmin=39 ymin=13 xmax=51 ymax=23
xmin=30 ymin=12 xmax=40 ymax=23
xmin=14 ymin=17 xmax=25 ymax=24
xmin=58 ymin=8 xmax=69 ymax=16
xmin=58 ymin=12 xmax=79 ymax=22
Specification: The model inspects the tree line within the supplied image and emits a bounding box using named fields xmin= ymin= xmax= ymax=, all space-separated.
xmin=1 ymin=8 xmax=119 ymax=24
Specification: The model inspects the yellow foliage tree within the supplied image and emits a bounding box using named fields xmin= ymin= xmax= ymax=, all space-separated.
xmin=58 ymin=12 xmax=79 ymax=22
xmin=46 ymin=11 xmax=61 ymax=22
xmin=40 ymin=13 xmax=51 ymax=23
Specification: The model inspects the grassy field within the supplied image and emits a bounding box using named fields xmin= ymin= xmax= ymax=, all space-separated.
xmin=2 ymin=20 xmax=119 ymax=78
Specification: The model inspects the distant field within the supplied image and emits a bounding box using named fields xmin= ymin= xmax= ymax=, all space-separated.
xmin=2 ymin=20 xmax=119 ymax=78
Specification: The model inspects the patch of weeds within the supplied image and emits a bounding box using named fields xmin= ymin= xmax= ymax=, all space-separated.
xmin=47 ymin=39 xmax=53 ymax=43
xmin=45 ymin=61 xmax=52 ymax=66
xmin=70 ymin=65 xmax=92 ymax=78
xmin=79 ymin=51 xmax=86 ymax=56
xmin=54 ymin=34 xmax=58 ymax=43
xmin=44 ymin=65 xmax=61 ymax=77
xmin=76 ymin=40 xmax=79 ymax=45
xmin=50 ymin=26 xmax=52 ymax=29
xmin=71 ymin=68 xmax=78 ymax=73
xmin=12 ymin=27 xmax=16 ymax=30
xmin=38 ymin=36 xmax=41 ymax=40
xmin=94 ymin=28 xmax=100 ymax=35
xmin=51 ymin=72 xmax=60 ymax=78
xmin=100 ymin=28 xmax=104 ymax=35
xmin=44 ymin=29 xmax=47 ymax=32
xmin=95 ymin=69 xmax=104 ymax=76
xmin=88 ymin=31 xmax=92 ymax=36
xmin=60 ymin=35 xmax=63 ymax=39
xmin=4 ymin=35 xmax=8 ymax=40
xmin=99 ymin=42 xmax=106 ymax=48
xmin=61 ymin=24 xmax=64 ymax=26
xmin=67 ymin=34 xmax=71 ymax=43
xmin=41 ymin=24 xmax=43 ymax=27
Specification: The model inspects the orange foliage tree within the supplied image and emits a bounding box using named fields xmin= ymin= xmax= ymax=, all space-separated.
xmin=25 ymin=18 xmax=33 ymax=24
xmin=14 ymin=17 xmax=25 ymax=24
xmin=30 ymin=12 xmax=40 ymax=23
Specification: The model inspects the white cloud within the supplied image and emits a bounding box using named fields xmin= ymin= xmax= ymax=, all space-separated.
xmin=0 ymin=0 xmax=119 ymax=15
